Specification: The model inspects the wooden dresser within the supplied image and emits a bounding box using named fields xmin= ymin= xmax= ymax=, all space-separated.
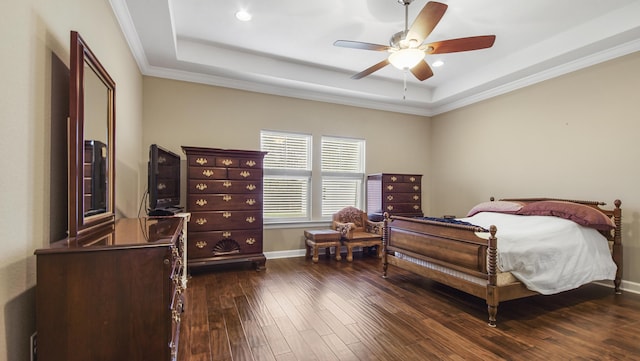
xmin=182 ymin=146 xmax=267 ymax=270
xmin=35 ymin=215 xmax=188 ymax=361
xmin=367 ymin=173 xmax=423 ymax=220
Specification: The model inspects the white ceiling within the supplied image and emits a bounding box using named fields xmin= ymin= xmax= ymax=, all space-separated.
xmin=110 ymin=0 xmax=640 ymax=116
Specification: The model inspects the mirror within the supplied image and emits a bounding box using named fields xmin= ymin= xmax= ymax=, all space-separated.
xmin=68 ymin=31 xmax=116 ymax=239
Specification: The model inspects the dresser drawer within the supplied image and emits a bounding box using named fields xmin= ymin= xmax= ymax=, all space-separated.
xmin=187 ymin=154 xmax=215 ymax=167
xmin=383 ymin=203 xmax=422 ymax=213
xmin=227 ymin=168 xmax=263 ymax=180
xmin=384 ymin=193 xmax=421 ymax=203
xmin=382 ymin=174 xmax=421 ymax=183
xmin=187 ymin=180 xmax=262 ymax=194
xmin=383 ymin=183 xmax=421 ymax=193
xmin=187 ymin=194 xmax=262 ymax=211
xmin=215 ymin=156 xmax=263 ymax=169
xmin=189 ymin=211 xmax=263 ymax=232
xmin=189 ymin=231 xmax=263 ymax=257
xmin=187 ymin=166 xmax=228 ymax=180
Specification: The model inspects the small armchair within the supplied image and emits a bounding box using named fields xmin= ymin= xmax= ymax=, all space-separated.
xmin=331 ymin=206 xmax=383 ymax=261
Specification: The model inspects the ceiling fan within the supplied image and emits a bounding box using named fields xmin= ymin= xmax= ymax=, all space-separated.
xmin=334 ymin=0 xmax=496 ymax=81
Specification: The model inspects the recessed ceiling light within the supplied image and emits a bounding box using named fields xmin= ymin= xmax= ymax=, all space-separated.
xmin=432 ymin=60 xmax=444 ymax=67
xmin=235 ymin=10 xmax=252 ymax=22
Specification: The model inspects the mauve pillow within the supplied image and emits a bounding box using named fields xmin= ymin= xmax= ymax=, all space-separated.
xmin=516 ymin=200 xmax=616 ymax=230
xmin=466 ymin=201 xmax=525 ymax=217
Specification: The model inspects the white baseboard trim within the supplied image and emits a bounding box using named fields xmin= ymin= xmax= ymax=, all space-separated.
xmin=595 ymin=279 xmax=640 ymax=295
xmin=264 ymin=249 xmax=306 ymax=259
xmin=265 ymin=250 xmax=640 ymax=296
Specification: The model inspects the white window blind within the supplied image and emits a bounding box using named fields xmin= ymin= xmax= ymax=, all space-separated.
xmin=262 ymin=131 xmax=311 ymax=170
xmin=321 ymin=137 xmax=364 ymax=173
xmin=321 ymin=136 xmax=365 ymax=216
xmin=261 ymin=131 xmax=312 ymax=221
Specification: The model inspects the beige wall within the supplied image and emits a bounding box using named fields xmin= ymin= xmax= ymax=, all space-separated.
xmin=0 ymin=0 xmax=143 ymax=359
xmin=430 ymin=51 xmax=640 ymax=288
xmin=142 ymin=77 xmax=432 ymax=252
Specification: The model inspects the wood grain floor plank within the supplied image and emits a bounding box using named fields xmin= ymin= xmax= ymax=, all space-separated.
xmin=261 ymin=324 xmax=292 ymax=356
xmin=209 ymin=327 xmax=232 ymax=360
xmin=320 ymin=333 xmax=360 ymax=361
xmin=274 ymin=316 xmax=319 ymax=361
xmin=299 ymin=329 xmax=339 ymax=361
xmin=315 ymin=309 xmax=360 ymax=345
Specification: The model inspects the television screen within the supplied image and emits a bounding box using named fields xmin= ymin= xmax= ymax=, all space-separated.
xmin=148 ymin=144 xmax=181 ymax=214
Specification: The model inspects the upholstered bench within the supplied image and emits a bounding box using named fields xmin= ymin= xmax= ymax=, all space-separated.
xmin=304 ymin=229 xmax=342 ymax=263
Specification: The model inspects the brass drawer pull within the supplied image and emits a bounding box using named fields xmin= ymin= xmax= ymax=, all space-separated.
xmin=387 ymin=185 xmax=394 ymax=191
xmin=202 ymin=169 xmax=214 ymax=177
xmin=246 ymin=184 xmax=256 ymax=191
xmin=246 ymin=217 xmax=256 ymax=223
xmin=196 ymin=157 xmax=208 ymax=165
xmin=246 ymin=238 xmax=256 ymax=245
xmin=223 ymin=195 xmax=232 ymax=202
xmin=222 ymin=159 xmax=234 ymax=166
xmin=240 ymin=171 xmax=251 ymax=178
xmin=195 ymin=183 xmax=208 ymax=191
xmin=196 ymin=241 xmax=207 ymax=249
xmin=195 ymin=199 xmax=207 ymax=207
xmin=195 ymin=218 xmax=207 ymax=225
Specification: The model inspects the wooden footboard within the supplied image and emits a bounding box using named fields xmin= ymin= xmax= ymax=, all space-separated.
xmin=382 ymin=198 xmax=623 ymax=327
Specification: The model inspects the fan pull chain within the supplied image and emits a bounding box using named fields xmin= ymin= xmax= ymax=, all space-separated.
xmin=403 ymin=69 xmax=408 ymax=100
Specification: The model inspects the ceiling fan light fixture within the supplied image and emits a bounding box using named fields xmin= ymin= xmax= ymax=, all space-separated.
xmin=389 ymin=48 xmax=424 ymax=70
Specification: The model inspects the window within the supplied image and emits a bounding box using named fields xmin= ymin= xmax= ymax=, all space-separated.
xmin=261 ymin=131 xmax=365 ymax=223
xmin=321 ymin=136 xmax=365 ymax=216
xmin=261 ymin=131 xmax=312 ymax=221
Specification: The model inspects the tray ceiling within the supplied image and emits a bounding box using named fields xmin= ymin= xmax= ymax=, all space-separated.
xmin=110 ymin=0 xmax=640 ymax=116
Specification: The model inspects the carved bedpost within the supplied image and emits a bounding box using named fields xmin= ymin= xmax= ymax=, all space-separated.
xmin=613 ymin=199 xmax=622 ymax=294
xmin=487 ymin=225 xmax=498 ymax=327
xmin=382 ymin=212 xmax=389 ymax=278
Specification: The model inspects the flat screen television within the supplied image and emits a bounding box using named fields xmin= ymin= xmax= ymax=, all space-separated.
xmin=148 ymin=144 xmax=182 ymax=215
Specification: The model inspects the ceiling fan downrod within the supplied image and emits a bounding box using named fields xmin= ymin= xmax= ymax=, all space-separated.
xmin=400 ymin=0 xmax=412 ymax=36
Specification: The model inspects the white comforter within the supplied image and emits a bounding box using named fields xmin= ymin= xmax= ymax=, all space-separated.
xmin=459 ymin=212 xmax=617 ymax=295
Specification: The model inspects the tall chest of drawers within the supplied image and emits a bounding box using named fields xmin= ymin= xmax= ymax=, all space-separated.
xmin=182 ymin=146 xmax=267 ymax=270
xmin=367 ymin=173 xmax=423 ymax=220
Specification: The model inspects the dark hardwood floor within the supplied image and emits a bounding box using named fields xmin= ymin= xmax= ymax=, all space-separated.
xmin=178 ymin=254 xmax=640 ymax=361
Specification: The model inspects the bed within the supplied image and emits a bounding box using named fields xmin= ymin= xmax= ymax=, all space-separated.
xmin=382 ymin=197 xmax=622 ymax=327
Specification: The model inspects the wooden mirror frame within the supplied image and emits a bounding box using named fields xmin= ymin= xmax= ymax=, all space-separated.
xmin=68 ymin=31 xmax=116 ymax=239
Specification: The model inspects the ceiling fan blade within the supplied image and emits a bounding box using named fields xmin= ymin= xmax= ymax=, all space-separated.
xmin=426 ymin=35 xmax=496 ymax=54
xmin=334 ymin=40 xmax=391 ymax=51
xmin=410 ymin=60 xmax=434 ymax=81
xmin=406 ymin=1 xmax=448 ymax=44
xmin=351 ymin=59 xmax=390 ymax=79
